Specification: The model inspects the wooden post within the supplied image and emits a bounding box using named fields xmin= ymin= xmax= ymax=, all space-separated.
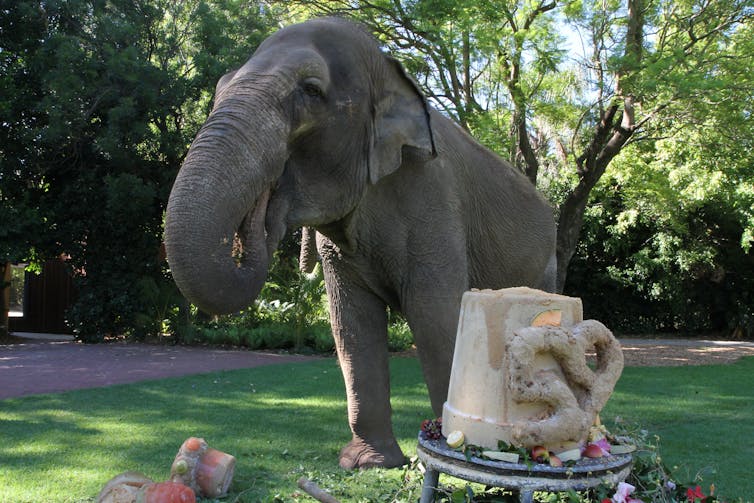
xmin=1 ymin=262 xmax=10 ymax=341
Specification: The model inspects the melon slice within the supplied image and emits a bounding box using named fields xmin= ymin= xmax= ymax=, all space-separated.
xmin=610 ymin=444 xmax=637 ymax=455
xmin=481 ymin=450 xmax=520 ymax=463
xmin=531 ymin=309 xmax=562 ymax=327
xmin=555 ymin=448 xmax=582 ymax=462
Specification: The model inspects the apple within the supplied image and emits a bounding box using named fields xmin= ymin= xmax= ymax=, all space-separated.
xmin=531 ymin=445 xmax=549 ymax=463
xmin=583 ymin=443 xmax=605 ymax=458
xmin=549 ymin=455 xmax=563 ymax=467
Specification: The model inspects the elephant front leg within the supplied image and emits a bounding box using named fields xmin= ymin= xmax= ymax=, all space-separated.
xmin=322 ymin=263 xmax=405 ymax=469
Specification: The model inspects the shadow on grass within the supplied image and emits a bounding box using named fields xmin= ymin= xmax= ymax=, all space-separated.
xmin=602 ymin=356 xmax=754 ymax=501
xmin=1 ymin=356 xmax=751 ymax=501
xmin=0 ymin=357 xmax=432 ymax=502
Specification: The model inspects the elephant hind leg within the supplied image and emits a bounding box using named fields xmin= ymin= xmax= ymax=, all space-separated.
xmin=404 ymin=293 xmax=463 ymax=417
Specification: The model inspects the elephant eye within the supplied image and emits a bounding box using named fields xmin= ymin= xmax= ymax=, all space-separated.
xmin=302 ymin=78 xmax=325 ymax=99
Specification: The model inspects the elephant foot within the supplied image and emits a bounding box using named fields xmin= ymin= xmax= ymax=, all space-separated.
xmin=339 ymin=437 xmax=406 ymax=470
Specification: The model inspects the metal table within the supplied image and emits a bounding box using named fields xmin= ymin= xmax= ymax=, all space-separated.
xmin=416 ymin=434 xmax=632 ymax=503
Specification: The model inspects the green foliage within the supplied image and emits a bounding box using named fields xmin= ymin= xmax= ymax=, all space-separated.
xmin=387 ymin=316 xmax=415 ymax=353
xmin=182 ymin=238 xmax=416 ymax=353
xmin=620 ymin=426 xmax=723 ymax=503
xmin=0 ymin=3 xmax=48 ymax=265
xmin=565 ymin=21 xmax=754 ymax=337
xmin=0 ymin=0 xmax=275 ymax=341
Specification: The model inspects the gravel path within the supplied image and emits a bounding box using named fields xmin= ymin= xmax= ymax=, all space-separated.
xmin=618 ymin=338 xmax=754 ymax=367
xmin=0 ymin=335 xmax=315 ymax=399
xmin=2 ymin=333 xmax=753 ymax=400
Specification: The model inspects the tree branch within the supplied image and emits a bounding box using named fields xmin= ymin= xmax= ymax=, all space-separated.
xmin=524 ymin=1 xmax=557 ymax=30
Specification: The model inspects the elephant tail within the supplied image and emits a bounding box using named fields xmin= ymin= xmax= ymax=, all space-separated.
xmin=299 ymin=226 xmax=319 ymax=274
xmin=540 ymin=252 xmax=557 ymax=293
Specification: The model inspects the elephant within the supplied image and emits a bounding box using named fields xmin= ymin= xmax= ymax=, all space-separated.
xmin=164 ymin=17 xmax=557 ymax=470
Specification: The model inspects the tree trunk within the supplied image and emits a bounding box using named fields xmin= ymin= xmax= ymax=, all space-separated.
xmin=555 ymin=0 xmax=644 ymax=292
xmin=556 ymin=107 xmax=635 ymax=291
xmin=517 ymin=112 xmax=540 ymax=185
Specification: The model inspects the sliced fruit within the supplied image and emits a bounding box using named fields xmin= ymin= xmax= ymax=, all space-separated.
xmin=610 ymin=444 xmax=637 ymax=455
xmin=445 ymin=430 xmax=465 ymax=449
xmin=555 ymin=448 xmax=582 ymax=462
xmin=531 ymin=309 xmax=562 ymax=327
xmin=583 ymin=443 xmax=605 ymax=458
xmin=530 ymin=445 xmax=549 ymax=463
xmin=135 ymin=482 xmax=196 ymax=503
xmin=481 ymin=450 xmax=520 ymax=463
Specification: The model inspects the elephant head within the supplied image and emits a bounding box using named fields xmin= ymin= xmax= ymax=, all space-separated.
xmin=164 ymin=18 xmax=435 ymax=314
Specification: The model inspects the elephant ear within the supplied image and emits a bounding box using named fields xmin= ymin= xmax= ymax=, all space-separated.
xmin=368 ymin=56 xmax=436 ymax=184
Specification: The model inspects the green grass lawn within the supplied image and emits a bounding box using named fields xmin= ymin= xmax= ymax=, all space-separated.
xmin=1 ymin=356 xmax=752 ymax=502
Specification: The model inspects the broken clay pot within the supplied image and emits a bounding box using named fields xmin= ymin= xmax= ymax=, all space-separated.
xmin=170 ymin=437 xmax=236 ymax=498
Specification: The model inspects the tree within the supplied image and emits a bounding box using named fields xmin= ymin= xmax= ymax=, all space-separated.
xmin=0 ymin=0 xmax=276 ymax=341
xmin=567 ymin=15 xmax=754 ymax=336
xmin=279 ymin=0 xmax=753 ymax=294
xmin=552 ymin=0 xmax=754 ymax=290
xmin=1 ymin=1 xmax=57 ymax=340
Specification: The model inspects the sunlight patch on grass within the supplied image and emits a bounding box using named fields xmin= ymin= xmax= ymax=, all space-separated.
xmin=1 ymin=356 xmax=751 ymax=501
xmin=602 ymin=357 xmax=754 ymax=501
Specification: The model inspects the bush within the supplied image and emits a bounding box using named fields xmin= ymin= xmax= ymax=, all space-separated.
xmin=179 ymin=243 xmax=417 ymax=354
xmin=388 ymin=316 xmax=415 ymax=352
xmin=184 ymin=295 xmax=416 ymax=355
xmin=566 ymin=173 xmax=754 ymax=339
xmin=191 ymin=318 xmax=334 ymax=353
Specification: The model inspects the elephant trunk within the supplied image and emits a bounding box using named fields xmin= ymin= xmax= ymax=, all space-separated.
xmin=164 ymin=93 xmax=290 ymax=315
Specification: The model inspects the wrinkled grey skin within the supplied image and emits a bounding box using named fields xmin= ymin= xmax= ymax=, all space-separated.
xmin=164 ymin=18 xmax=556 ymax=470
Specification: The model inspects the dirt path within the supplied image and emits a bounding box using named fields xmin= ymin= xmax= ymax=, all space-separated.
xmin=2 ymin=334 xmax=753 ymax=400
xmin=0 ymin=336 xmax=316 ymax=399
xmin=618 ymin=338 xmax=754 ymax=367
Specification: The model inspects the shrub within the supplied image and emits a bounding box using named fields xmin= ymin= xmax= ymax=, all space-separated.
xmin=180 ymin=250 xmax=416 ymax=354
xmin=388 ymin=317 xmax=415 ymax=352
xmin=566 ymin=175 xmax=754 ymax=339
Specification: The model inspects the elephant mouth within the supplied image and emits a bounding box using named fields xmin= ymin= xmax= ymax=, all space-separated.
xmin=232 ymin=181 xmax=290 ymax=272
xmin=232 ymin=188 xmax=272 ymax=268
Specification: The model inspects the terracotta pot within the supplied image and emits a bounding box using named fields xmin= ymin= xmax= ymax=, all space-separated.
xmin=170 ymin=437 xmax=236 ymax=498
